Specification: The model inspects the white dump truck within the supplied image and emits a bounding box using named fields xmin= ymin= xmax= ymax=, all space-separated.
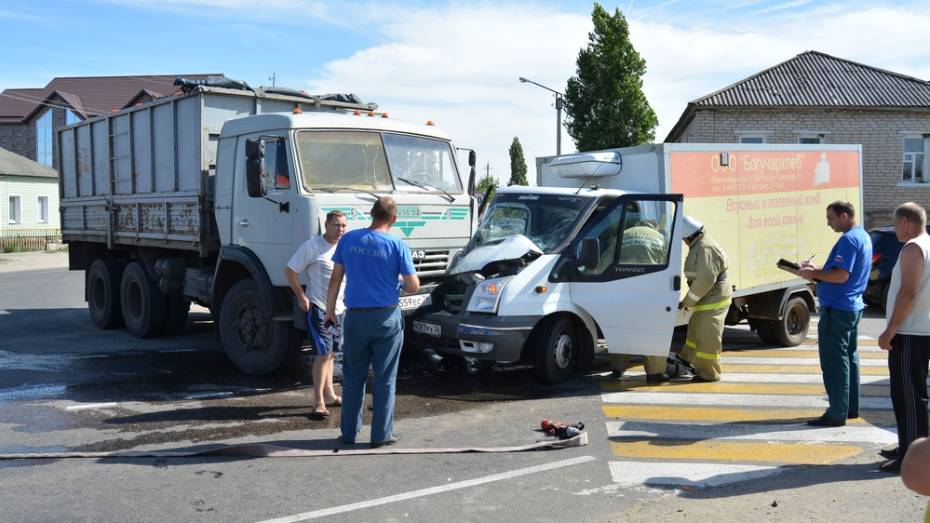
xmin=59 ymin=81 xmax=475 ymax=374
xmin=408 ymin=143 xmax=862 ymax=383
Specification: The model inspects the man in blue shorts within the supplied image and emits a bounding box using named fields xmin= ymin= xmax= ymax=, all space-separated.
xmin=286 ymin=210 xmax=347 ymax=418
xmin=325 ymin=197 xmax=419 ymax=448
xmin=800 ymin=200 xmax=872 ymax=426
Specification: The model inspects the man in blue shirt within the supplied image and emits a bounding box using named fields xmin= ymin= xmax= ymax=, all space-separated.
xmin=800 ymin=200 xmax=872 ymax=426
xmin=325 ymin=197 xmax=419 ymax=448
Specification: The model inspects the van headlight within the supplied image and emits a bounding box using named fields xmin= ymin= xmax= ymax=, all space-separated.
xmin=466 ymin=277 xmax=511 ymax=314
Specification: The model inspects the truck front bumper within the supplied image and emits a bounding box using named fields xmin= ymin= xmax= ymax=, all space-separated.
xmin=407 ymin=311 xmax=540 ymax=362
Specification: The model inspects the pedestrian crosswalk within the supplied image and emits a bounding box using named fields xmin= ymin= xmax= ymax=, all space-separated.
xmin=601 ymin=334 xmax=897 ymax=488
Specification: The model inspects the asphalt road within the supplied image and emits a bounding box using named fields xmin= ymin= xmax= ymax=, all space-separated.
xmin=0 ymin=251 xmax=926 ymax=522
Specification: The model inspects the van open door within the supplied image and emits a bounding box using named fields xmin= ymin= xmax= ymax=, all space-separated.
xmin=564 ymin=193 xmax=683 ymax=356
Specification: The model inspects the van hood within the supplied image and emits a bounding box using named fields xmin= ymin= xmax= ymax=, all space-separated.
xmin=449 ymin=234 xmax=543 ymax=275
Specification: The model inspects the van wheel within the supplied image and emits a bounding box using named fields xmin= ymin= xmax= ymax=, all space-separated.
xmin=771 ymin=297 xmax=809 ymax=347
xmin=534 ymin=317 xmax=577 ymax=384
xmin=219 ymin=279 xmax=296 ymax=375
xmin=120 ymin=262 xmax=167 ymax=338
xmin=87 ymin=258 xmax=124 ymax=329
xmin=163 ymin=296 xmax=190 ymax=336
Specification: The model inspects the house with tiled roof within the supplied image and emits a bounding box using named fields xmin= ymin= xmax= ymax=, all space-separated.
xmin=0 ymin=74 xmax=220 ymax=170
xmin=666 ymin=51 xmax=930 ymax=226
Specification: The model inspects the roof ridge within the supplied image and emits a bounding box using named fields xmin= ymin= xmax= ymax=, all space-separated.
xmin=798 ymin=50 xmax=930 ymax=86
xmin=47 ymin=73 xmax=223 ymax=82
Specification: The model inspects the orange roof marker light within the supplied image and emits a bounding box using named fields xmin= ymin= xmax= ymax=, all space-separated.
xmin=292 ymin=105 xmax=303 ymax=114
xmin=381 ymin=113 xmax=389 ymax=118
xmin=368 ymin=111 xmax=376 ymax=117
xmin=353 ymin=110 xmax=361 ymax=116
xmin=426 ymin=120 xmax=435 ymax=126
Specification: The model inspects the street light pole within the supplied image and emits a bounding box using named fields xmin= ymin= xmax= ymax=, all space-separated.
xmin=519 ymin=77 xmax=564 ymax=155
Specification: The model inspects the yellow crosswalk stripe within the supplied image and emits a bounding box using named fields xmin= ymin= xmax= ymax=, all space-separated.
xmin=609 ymin=440 xmax=862 ymax=464
xmin=721 ymin=364 xmax=888 ymax=375
xmin=601 ymin=405 xmax=896 ymax=426
xmin=601 ymin=380 xmax=889 ymax=396
xmin=721 ymin=349 xmax=886 ymax=359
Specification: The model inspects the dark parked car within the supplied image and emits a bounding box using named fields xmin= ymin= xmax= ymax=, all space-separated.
xmin=864 ymin=225 xmax=930 ymax=310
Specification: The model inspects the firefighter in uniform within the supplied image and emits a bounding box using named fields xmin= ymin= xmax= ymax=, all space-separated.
xmin=610 ymin=220 xmax=675 ymax=382
xmin=679 ymin=216 xmax=731 ymax=382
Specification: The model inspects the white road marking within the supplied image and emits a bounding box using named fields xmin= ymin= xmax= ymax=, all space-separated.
xmin=65 ymin=402 xmax=118 ymax=411
xmin=601 ymin=391 xmax=893 ymax=409
xmin=608 ymin=461 xmax=783 ymax=488
xmin=254 ymin=455 xmax=597 ymax=523
xmin=618 ymin=371 xmax=905 ymax=385
xmin=607 ymin=421 xmax=898 ymax=444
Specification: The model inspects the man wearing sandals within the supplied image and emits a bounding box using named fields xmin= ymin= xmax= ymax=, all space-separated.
xmin=286 ymin=210 xmax=348 ymax=418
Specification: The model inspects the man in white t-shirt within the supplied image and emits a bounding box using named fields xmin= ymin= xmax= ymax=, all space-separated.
xmin=285 ymin=210 xmax=348 ymax=419
xmin=878 ymin=202 xmax=930 ymax=473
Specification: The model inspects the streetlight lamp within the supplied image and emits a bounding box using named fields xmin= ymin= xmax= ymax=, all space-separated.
xmin=519 ymin=76 xmax=564 ymax=155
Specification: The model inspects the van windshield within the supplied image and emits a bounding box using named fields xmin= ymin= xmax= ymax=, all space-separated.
xmin=471 ymin=193 xmax=593 ymax=253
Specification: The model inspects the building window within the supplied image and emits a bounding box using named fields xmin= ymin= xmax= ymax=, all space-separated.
xmin=65 ymin=110 xmax=81 ymax=125
xmin=37 ymin=196 xmax=49 ymax=223
xmin=8 ymin=196 xmax=21 ymax=224
xmin=739 ymin=135 xmax=766 ymax=144
xmin=903 ymin=137 xmax=927 ymax=184
xmin=798 ymin=136 xmax=822 ymax=144
xmin=36 ymin=109 xmax=53 ymax=166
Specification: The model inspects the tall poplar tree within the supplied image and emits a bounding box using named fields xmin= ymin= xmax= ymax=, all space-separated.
xmin=563 ymin=3 xmax=658 ymax=151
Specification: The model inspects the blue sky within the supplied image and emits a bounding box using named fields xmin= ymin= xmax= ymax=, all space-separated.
xmin=3 ymin=1 xmax=929 ymax=183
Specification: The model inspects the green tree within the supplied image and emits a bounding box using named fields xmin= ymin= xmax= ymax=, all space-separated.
xmin=563 ymin=3 xmax=658 ymax=152
xmin=508 ymin=137 xmax=528 ymax=186
xmin=476 ymin=172 xmax=497 ymax=195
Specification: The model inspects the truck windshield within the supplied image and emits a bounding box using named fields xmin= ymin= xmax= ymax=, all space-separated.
xmin=383 ymin=133 xmax=463 ymax=193
xmin=297 ymin=130 xmax=394 ymax=191
xmin=472 ymin=193 xmax=592 ymax=253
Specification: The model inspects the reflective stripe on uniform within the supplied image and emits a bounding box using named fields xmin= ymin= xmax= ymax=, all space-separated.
xmin=685 ymin=339 xmax=697 ymax=349
xmin=693 ymin=297 xmax=732 ymax=312
xmin=695 ymin=351 xmax=720 ymax=360
xmin=686 ymin=291 xmax=702 ymax=303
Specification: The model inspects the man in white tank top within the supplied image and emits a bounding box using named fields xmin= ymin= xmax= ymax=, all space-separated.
xmin=878 ymin=202 xmax=930 ymax=473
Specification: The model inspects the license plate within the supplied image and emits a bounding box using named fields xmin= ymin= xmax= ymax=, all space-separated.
xmin=412 ymin=320 xmax=441 ymax=338
xmin=399 ymin=293 xmax=432 ymax=310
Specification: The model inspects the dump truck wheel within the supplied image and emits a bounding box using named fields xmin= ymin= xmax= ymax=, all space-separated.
xmin=755 ymin=320 xmax=777 ymax=345
xmin=120 ymin=261 xmax=167 ymax=338
xmin=87 ymin=258 xmax=124 ymax=329
xmin=534 ymin=316 xmax=577 ymax=384
xmin=219 ymin=279 xmax=295 ymax=375
xmin=771 ymin=296 xmax=809 ymax=347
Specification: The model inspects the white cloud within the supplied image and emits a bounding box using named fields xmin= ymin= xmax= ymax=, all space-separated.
xmin=303 ymin=3 xmax=930 ymax=184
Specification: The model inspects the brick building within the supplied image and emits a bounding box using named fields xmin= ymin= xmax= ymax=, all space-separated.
xmin=665 ymin=51 xmax=930 ymax=227
xmin=0 ymin=74 xmax=219 ymax=171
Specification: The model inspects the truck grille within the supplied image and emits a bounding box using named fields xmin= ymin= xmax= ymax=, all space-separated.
xmin=413 ymin=249 xmax=450 ymax=278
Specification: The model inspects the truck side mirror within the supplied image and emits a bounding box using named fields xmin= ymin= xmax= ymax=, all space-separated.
xmin=580 ymin=238 xmax=600 ymax=270
xmin=467 ymin=150 xmax=477 ymax=196
xmin=245 ymin=139 xmax=266 ymax=197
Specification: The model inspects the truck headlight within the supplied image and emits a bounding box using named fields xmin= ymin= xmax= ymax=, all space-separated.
xmin=466 ymin=277 xmax=511 ymax=314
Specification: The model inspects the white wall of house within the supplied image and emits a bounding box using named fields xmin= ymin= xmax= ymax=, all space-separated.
xmin=0 ymin=175 xmax=60 ymax=234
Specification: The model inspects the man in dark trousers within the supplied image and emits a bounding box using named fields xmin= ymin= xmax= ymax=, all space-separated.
xmin=878 ymin=202 xmax=930 ymax=472
xmin=325 ymin=197 xmax=419 ymax=448
xmin=800 ymin=200 xmax=872 ymax=427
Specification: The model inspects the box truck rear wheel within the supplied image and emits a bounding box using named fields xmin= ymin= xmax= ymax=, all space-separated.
xmin=534 ymin=317 xmax=577 ymax=384
xmin=219 ymin=279 xmax=294 ymax=375
xmin=120 ymin=262 xmax=167 ymax=338
xmin=770 ymin=296 xmax=809 ymax=347
xmin=87 ymin=258 xmax=124 ymax=329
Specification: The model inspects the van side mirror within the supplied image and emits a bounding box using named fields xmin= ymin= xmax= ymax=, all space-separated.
xmin=245 ymin=139 xmax=266 ymax=197
xmin=580 ymin=238 xmax=600 ymax=269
